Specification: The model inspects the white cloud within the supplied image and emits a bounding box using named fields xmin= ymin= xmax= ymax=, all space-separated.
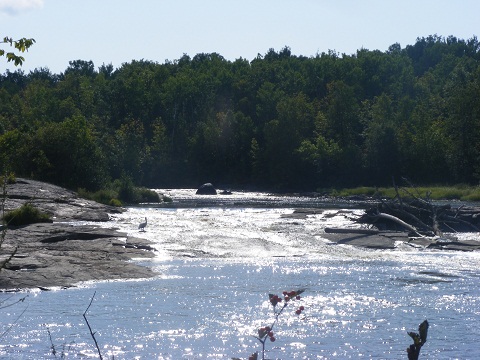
xmin=0 ymin=0 xmax=44 ymax=15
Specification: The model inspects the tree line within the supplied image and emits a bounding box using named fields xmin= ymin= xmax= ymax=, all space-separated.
xmin=1 ymin=34 xmax=479 ymax=192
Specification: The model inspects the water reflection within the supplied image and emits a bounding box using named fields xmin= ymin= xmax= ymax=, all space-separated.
xmin=1 ymin=190 xmax=480 ymax=359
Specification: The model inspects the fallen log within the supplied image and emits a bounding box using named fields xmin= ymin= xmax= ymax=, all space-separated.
xmin=381 ymin=200 xmax=434 ymax=233
xmin=369 ymin=212 xmax=425 ymax=237
xmin=356 ymin=179 xmax=480 ymax=234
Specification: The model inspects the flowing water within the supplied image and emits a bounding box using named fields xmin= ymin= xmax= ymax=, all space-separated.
xmin=1 ymin=190 xmax=479 ymax=359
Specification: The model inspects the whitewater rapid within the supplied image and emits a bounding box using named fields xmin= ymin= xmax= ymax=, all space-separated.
xmin=1 ymin=190 xmax=479 ymax=359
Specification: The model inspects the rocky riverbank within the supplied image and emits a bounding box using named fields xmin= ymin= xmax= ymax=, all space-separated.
xmin=284 ymin=208 xmax=480 ymax=251
xmin=0 ymin=178 xmax=157 ymax=291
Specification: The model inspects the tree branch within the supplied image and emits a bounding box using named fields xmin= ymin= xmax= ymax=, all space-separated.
xmin=83 ymin=291 xmax=103 ymax=360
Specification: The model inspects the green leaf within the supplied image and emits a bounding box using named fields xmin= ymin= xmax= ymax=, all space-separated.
xmin=14 ymin=56 xmax=24 ymax=66
xmin=13 ymin=38 xmax=35 ymax=53
xmin=5 ymin=53 xmax=24 ymax=66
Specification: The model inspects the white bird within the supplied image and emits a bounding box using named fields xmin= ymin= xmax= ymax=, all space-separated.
xmin=138 ymin=217 xmax=147 ymax=232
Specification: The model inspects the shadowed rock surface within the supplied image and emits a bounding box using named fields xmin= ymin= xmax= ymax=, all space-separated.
xmin=1 ymin=179 xmax=157 ymax=291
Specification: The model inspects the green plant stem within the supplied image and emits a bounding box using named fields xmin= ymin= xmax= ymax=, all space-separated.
xmin=254 ymin=302 xmax=288 ymax=360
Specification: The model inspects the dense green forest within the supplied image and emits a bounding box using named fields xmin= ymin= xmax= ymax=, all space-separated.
xmin=1 ymin=35 xmax=479 ymax=192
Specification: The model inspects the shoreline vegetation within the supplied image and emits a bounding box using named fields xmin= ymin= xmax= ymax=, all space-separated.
xmin=2 ymin=35 xmax=480 ymax=194
xmin=77 ymin=179 xmax=172 ymax=207
xmin=326 ymin=185 xmax=480 ymax=202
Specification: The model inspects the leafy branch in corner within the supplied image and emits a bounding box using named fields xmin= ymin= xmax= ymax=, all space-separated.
xmin=0 ymin=36 xmax=36 ymax=66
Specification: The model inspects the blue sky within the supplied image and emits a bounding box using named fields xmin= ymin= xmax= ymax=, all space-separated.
xmin=1 ymin=0 xmax=479 ymax=74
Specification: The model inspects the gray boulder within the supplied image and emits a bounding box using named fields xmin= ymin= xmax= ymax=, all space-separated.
xmin=196 ymin=183 xmax=217 ymax=195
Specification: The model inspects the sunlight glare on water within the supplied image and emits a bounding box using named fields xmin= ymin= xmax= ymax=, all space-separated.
xmin=1 ymin=190 xmax=480 ymax=359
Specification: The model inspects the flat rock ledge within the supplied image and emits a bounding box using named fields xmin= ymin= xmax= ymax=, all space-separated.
xmin=1 ymin=179 xmax=157 ymax=291
xmin=322 ymin=228 xmax=480 ymax=251
xmin=285 ymin=209 xmax=480 ymax=252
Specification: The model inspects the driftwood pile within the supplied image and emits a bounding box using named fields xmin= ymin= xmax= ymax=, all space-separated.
xmin=357 ymin=186 xmax=480 ymax=237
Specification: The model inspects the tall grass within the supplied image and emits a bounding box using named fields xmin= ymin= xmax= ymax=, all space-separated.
xmin=330 ymin=185 xmax=480 ymax=201
xmin=77 ymin=188 xmax=122 ymax=206
xmin=78 ymin=177 xmax=161 ymax=206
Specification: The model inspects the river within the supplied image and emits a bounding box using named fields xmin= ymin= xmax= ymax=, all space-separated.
xmin=1 ymin=190 xmax=479 ymax=359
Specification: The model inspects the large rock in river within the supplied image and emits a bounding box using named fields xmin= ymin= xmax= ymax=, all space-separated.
xmin=196 ymin=183 xmax=217 ymax=195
